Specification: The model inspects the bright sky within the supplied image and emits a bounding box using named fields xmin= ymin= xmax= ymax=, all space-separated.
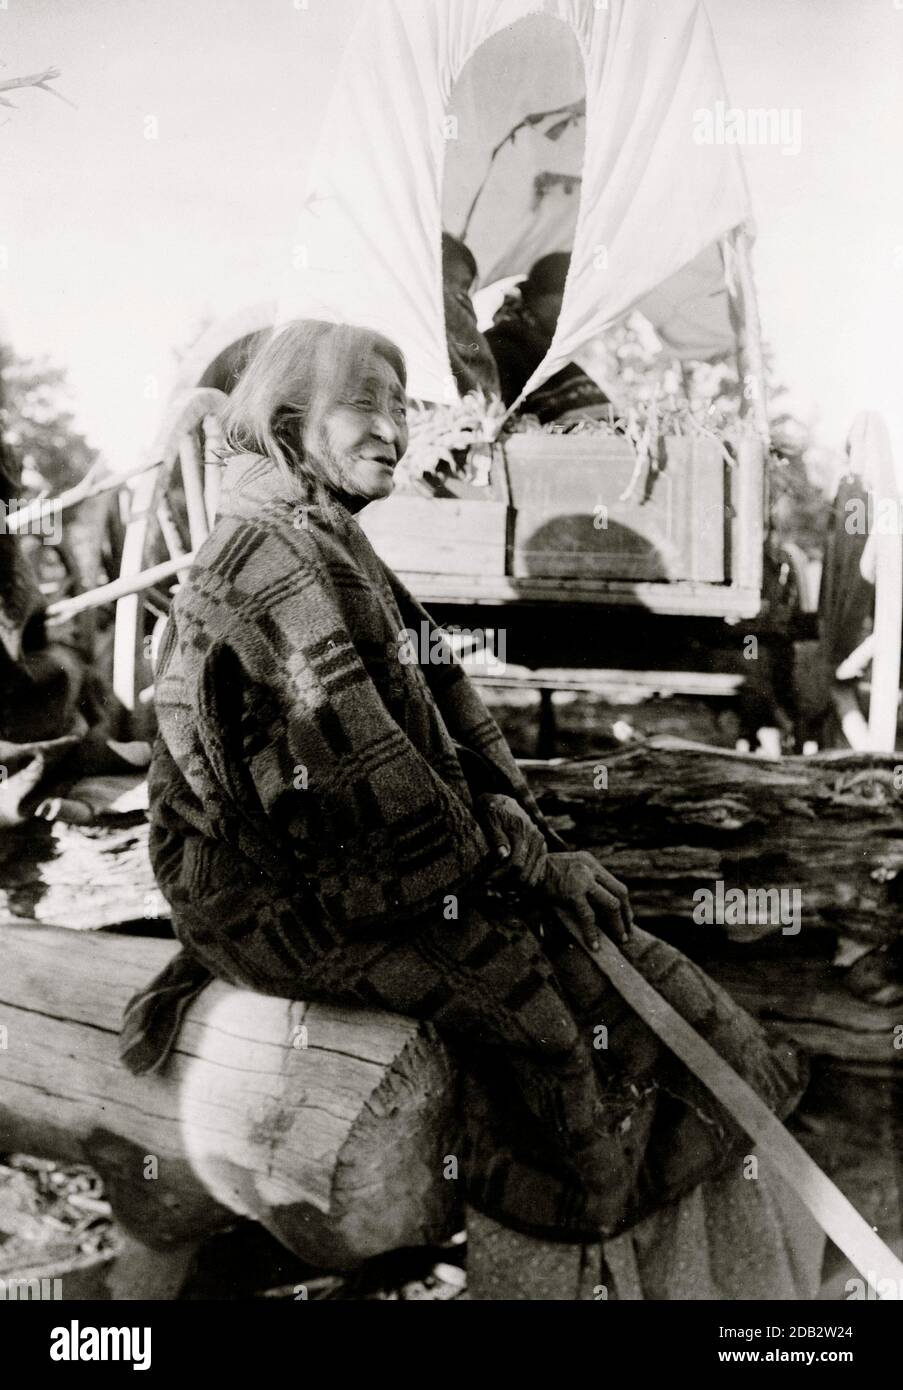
xmin=2 ymin=0 xmax=902 ymax=476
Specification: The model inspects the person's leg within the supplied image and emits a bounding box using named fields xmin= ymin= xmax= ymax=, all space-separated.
xmin=287 ymin=906 xmax=627 ymax=1237
xmin=609 ymin=1159 xmax=825 ymax=1300
xmin=465 ymin=1206 xmax=603 ymax=1301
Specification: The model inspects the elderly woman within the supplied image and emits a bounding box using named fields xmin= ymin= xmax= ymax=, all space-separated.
xmin=121 ymin=320 xmax=821 ymax=1296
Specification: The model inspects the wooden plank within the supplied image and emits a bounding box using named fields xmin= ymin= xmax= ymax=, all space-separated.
xmin=511 ymin=503 xmax=678 ymax=581
xmin=358 ymin=496 xmax=508 ymax=576
xmin=506 ymin=435 xmax=682 ymax=582
xmin=473 ymin=666 xmax=745 ymax=698
xmin=386 ymin=571 xmax=762 ymax=618
xmin=684 ymin=436 xmax=727 ymax=583
xmin=586 ymin=926 xmax=903 ymax=1295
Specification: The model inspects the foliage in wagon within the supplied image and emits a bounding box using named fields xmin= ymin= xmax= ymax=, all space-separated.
xmin=399 ymin=312 xmax=835 ymax=572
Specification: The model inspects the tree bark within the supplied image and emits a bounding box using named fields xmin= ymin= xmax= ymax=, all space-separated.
xmin=525 ymin=738 xmax=903 ymax=945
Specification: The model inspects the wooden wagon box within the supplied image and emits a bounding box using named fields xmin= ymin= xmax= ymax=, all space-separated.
xmin=358 ymin=432 xmax=763 ymax=619
xmin=504 ymin=434 xmax=726 ymax=583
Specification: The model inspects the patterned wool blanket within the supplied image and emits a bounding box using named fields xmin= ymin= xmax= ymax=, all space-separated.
xmin=121 ymin=452 xmax=806 ymax=1241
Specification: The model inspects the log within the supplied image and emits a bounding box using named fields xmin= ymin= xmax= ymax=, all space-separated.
xmin=3 ymin=742 xmax=900 ymax=1048
xmin=525 ymin=739 xmax=903 ymax=945
xmin=0 ymin=925 xmax=459 ymax=1270
xmin=0 ymin=819 xmax=165 ymax=929
xmin=702 ymin=958 xmax=902 ymax=1066
xmin=6 ymin=742 xmax=903 ymax=947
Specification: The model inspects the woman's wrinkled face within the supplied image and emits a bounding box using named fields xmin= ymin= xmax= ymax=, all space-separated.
xmin=309 ymin=351 xmax=408 ymax=503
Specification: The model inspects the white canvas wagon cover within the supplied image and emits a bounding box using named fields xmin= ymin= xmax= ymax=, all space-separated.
xmin=277 ymin=0 xmax=752 ymax=405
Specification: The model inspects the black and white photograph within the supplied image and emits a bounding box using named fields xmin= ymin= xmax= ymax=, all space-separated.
xmin=1 ymin=0 xmax=902 ymax=1351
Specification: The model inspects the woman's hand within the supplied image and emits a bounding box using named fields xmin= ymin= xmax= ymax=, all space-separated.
xmin=541 ymin=851 xmax=633 ymax=953
xmin=478 ymin=793 xmax=548 ymax=889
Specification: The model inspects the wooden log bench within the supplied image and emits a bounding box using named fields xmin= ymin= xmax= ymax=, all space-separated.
xmin=1 ymin=741 xmax=901 ymax=1298
xmin=0 ymin=925 xmax=461 ymax=1288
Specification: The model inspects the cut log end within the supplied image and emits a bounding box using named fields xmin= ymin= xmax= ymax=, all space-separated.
xmin=0 ymin=926 xmax=458 ymax=1269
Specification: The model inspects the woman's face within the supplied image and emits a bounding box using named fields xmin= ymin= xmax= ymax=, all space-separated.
xmin=310 ymin=351 xmax=408 ymax=503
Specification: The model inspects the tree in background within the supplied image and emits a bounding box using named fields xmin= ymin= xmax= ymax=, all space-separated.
xmin=0 ymin=340 xmax=118 ymax=668
xmin=0 ymin=345 xmax=100 ymax=494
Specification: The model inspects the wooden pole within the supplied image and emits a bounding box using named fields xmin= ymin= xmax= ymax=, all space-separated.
xmin=178 ymin=431 xmax=210 ymax=551
xmin=46 ymin=552 xmax=195 ymax=625
xmin=729 ymin=225 xmax=771 ymax=448
xmin=726 ymin=226 xmax=769 ymax=614
xmin=4 ymin=458 xmax=161 ymax=535
xmin=585 ymin=928 xmax=903 ymax=1297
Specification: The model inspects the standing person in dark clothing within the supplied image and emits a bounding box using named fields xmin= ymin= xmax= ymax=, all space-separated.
xmin=441 ymin=232 xmax=500 ymax=398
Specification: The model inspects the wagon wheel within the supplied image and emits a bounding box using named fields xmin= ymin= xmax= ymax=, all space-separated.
xmin=113 ymin=387 xmax=229 ymax=736
xmin=816 ymin=415 xmax=902 ymax=751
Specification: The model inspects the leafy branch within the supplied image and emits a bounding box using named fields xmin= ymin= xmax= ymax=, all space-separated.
xmin=397 ymin=390 xmax=507 ymax=486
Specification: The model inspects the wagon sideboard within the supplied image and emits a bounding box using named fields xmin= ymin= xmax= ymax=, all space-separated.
xmin=359 ymin=433 xmax=765 ymax=619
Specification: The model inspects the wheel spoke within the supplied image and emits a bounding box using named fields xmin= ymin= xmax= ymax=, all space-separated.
xmin=179 ymin=429 xmax=210 ymax=551
xmin=203 ymin=412 xmax=225 ymax=527
xmin=156 ymin=498 xmax=186 ymax=560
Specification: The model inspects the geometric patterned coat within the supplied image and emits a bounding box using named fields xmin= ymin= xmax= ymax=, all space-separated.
xmin=121 ymin=453 xmax=807 ymax=1240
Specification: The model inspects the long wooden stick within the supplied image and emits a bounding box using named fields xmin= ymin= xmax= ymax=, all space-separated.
xmin=831 ymin=683 xmax=871 ymax=752
xmin=179 ymin=432 xmax=210 ymax=551
xmin=45 ymin=552 xmax=195 ymax=625
xmin=835 ymin=633 xmax=876 ymax=682
xmin=585 ymin=928 xmax=903 ymax=1297
xmin=4 ymin=458 xmax=162 ymax=534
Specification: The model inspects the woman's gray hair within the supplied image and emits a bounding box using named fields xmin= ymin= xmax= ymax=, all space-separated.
xmin=221 ymin=319 xmax=406 ymax=500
